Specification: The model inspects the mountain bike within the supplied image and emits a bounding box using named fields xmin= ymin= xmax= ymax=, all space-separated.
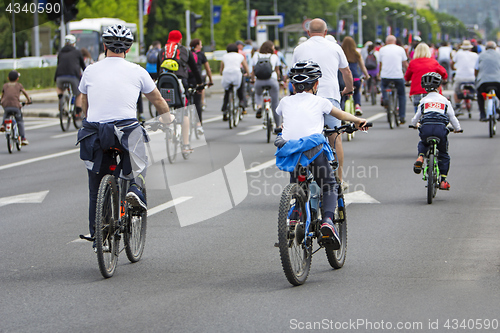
xmin=483 ymin=88 xmax=499 ymax=138
xmin=457 ymin=82 xmax=475 ymax=119
xmin=82 ymin=148 xmax=147 ymax=278
xmin=59 ymin=83 xmax=82 ymax=132
xmin=262 ymin=86 xmax=274 ymax=143
xmin=3 ymin=102 xmax=28 ymax=153
xmin=384 ymin=81 xmax=399 ymax=129
xmin=276 ymin=123 xmax=372 ymax=285
xmin=226 ymin=84 xmax=242 ymax=129
xmin=410 ymin=125 xmax=462 ymax=204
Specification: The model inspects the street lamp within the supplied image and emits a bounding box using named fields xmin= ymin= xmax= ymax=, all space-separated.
xmin=336 ymin=0 xmax=354 ymax=41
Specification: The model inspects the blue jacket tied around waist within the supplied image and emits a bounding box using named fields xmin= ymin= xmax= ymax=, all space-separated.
xmin=275 ymin=133 xmax=334 ymax=172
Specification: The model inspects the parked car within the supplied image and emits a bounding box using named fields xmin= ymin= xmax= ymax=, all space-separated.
xmin=16 ymin=56 xmax=49 ymax=69
xmin=0 ymin=59 xmax=18 ymax=70
xmin=41 ymin=55 xmax=58 ymax=67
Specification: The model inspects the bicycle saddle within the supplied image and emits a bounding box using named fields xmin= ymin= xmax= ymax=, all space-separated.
xmin=426 ymin=136 xmax=440 ymax=144
xmin=262 ymin=85 xmax=272 ymax=91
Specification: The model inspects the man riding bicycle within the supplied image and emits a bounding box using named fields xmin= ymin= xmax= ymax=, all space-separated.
xmin=77 ymin=24 xmax=174 ymax=244
xmin=474 ymin=41 xmax=500 ymax=121
xmin=275 ymin=61 xmax=367 ymax=249
xmin=55 ymin=34 xmax=86 ymax=118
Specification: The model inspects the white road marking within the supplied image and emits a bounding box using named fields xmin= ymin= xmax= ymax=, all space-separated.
xmin=0 ymin=148 xmax=79 ymax=171
xmin=51 ymin=131 xmax=78 ymax=139
xmin=0 ymin=190 xmax=49 ymax=207
xmin=366 ymin=112 xmax=386 ymax=123
xmin=25 ymin=120 xmax=60 ymax=131
xmin=237 ymin=125 xmax=263 ymax=136
xmin=246 ymin=159 xmax=276 ymax=173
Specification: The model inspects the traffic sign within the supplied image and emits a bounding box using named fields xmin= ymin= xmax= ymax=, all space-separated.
xmin=302 ymin=19 xmax=311 ymax=32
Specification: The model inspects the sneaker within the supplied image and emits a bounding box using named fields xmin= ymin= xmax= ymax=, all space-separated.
xmin=355 ymin=106 xmax=363 ymax=116
xmin=480 ymin=117 xmax=488 ymax=122
xmin=399 ymin=118 xmax=406 ymax=125
xmin=413 ymin=155 xmax=424 ymax=174
xmin=222 ymin=111 xmax=228 ymax=121
xmin=138 ymin=115 xmax=146 ymax=123
xmin=256 ymin=108 xmax=263 ymax=119
xmin=182 ymin=144 xmax=194 ymax=154
xmin=439 ymin=180 xmax=451 ymax=190
xmin=320 ymin=218 xmax=341 ymax=250
xmin=242 ymin=109 xmax=247 ymax=115
xmin=196 ymin=126 xmax=204 ymax=136
xmin=0 ymin=125 xmax=5 ymax=132
xmin=21 ymin=138 xmax=29 ymax=146
xmin=126 ymin=184 xmax=147 ymax=211
xmin=341 ymin=181 xmax=349 ymax=192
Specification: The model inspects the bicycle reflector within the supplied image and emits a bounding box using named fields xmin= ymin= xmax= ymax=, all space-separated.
xmin=298 ymin=174 xmax=307 ymax=182
xmin=109 ymin=165 xmax=117 ymax=171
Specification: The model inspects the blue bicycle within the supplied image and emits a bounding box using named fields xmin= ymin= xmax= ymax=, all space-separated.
xmin=276 ymin=123 xmax=371 ymax=285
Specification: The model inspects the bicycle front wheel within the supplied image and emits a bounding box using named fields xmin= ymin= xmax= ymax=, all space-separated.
xmin=278 ymin=183 xmax=312 ymax=286
xmin=166 ymin=125 xmax=177 ymax=164
xmin=59 ymin=94 xmax=71 ymax=132
xmin=95 ymin=175 xmax=120 ymax=278
xmin=190 ymin=105 xmax=199 ymax=140
xmin=124 ymin=186 xmax=147 ymax=263
xmin=387 ymin=95 xmax=396 ymax=129
xmin=228 ymin=89 xmax=234 ymax=129
xmin=325 ymin=198 xmax=347 ymax=269
xmin=14 ymin=123 xmax=21 ymax=151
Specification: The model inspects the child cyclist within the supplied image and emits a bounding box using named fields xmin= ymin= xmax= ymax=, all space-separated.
xmin=412 ymin=72 xmax=462 ymax=190
xmin=0 ymin=70 xmax=31 ymax=145
xmin=275 ymin=61 xmax=368 ymax=249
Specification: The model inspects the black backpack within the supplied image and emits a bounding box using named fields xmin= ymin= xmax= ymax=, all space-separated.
xmin=146 ymin=48 xmax=160 ymax=64
xmin=365 ymin=53 xmax=377 ymax=70
xmin=254 ymin=54 xmax=273 ymax=80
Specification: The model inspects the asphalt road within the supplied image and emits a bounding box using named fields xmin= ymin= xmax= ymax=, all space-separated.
xmin=1 ymin=90 xmax=500 ymax=333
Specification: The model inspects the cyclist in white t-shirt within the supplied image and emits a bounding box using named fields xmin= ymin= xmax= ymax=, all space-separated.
xmin=451 ymin=40 xmax=479 ymax=110
xmin=292 ymin=18 xmax=353 ymax=185
xmin=275 ymin=61 xmax=367 ymax=248
xmin=220 ymin=43 xmax=250 ymax=120
xmin=77 ymin=24 xmax=174 ymax=242
xmin=378 ymin=35 xmax=409 ymax=123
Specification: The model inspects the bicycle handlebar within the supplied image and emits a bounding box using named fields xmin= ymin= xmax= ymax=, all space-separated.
xmin=324 ymin=122 xmax=373 ymax=136
xmin=409 ymin=124 xmax=463 ymax=133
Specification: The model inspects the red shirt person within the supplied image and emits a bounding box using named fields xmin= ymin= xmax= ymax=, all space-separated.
xmin=405 ymin=43 xmax=447 ymax=113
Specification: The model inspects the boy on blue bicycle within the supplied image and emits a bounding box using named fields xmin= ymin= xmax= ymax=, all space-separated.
xmin=411 ymin=72 xmax=461 ymax=190
xmin=275 ymin=61 xmax=367 ymax=249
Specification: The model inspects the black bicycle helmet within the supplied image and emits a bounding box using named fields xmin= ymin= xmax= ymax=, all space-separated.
xmin=289 ymin=60 xmax=322 ymax=85
xmin=421 ymin=72 xmax=442 ymax=92
xmin=102 ymin=24 xmax=134 ymax=54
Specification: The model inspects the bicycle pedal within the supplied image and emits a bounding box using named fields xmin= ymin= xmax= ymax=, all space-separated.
xmin=79 ymin=234 xmax=94 ymax=242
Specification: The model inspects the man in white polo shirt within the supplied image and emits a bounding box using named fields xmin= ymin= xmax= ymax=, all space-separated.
xmin=292 ymin=18 xmax=353 ymax=184
xmin=379 ymin=35 xmax=408 ymax=123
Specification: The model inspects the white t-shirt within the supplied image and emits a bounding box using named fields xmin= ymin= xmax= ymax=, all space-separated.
xmin=276 ymin=92 xmax=333 ymax=141
xmin=293 ymin=36 xmax=349 ymax=102
xmin=437 ymin=46 xmax=452 ymax=61
xmin=411 ymin=92 xmax=461 ymax=131
xmin=221 ymin=52 xmax=244 ymax=74
xmin=251 ymin=52 xmax=280 ymax=80
xmin=452 ymin=49 xmax=479 ymax=79
xmin=378 ymin=44 xmax=407 ymax=79
xmin=79 ymin=57 xmax=156 ymax=123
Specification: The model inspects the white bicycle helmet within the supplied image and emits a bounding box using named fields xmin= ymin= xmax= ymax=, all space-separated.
xmin=421 ymin=72 xmax=442 ymax=92
xmin=102 ymin=24 xmax=134 ymax=54
xmin=65 ymin=34 xmax=76 ymax=45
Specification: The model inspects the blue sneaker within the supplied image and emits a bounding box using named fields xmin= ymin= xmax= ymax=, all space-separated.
xmin=320 ymin=218 xmax=341 ymax=250
xmin=126 ymin=184 xmax=147 ymax=211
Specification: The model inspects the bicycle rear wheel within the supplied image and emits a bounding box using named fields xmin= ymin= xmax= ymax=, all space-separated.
xmin=73 ymin=107 xmax=83 ymax=129
xmin=325 ymin=196 xmax=347 ymax=269
xmin=228 ymin=90 xmax=234 ymax=129
xmin=190 ymin=105 xmax=199 ymax=140
xmin=6 ymin=132 xmax=13 ymax=153
xmin=124 ymin=186 xmax=147 ymax=263
xmin=265 ymin=105 xmax=272 ymax=143
xmin=370 ymin=83 xmax=377 ymax=105
xmin=278 ymin=183 xmax=312 ymax=286
xmin=427 ymin=155 xmax=435 ymax=204
xmin=166 ymin=125 xmax=177 ymax=164
xmin=387 ymin=94 xmax=396 ymax=129
xmin=59 ymin=93 xmax=71 ymax=132
xmin=233 ymin=105 xmax=240 ymax=128
xmin=148 ymin=100 xmax=156 ymax=118
xmin=95 ymin=174 xmax=120 ymax=278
